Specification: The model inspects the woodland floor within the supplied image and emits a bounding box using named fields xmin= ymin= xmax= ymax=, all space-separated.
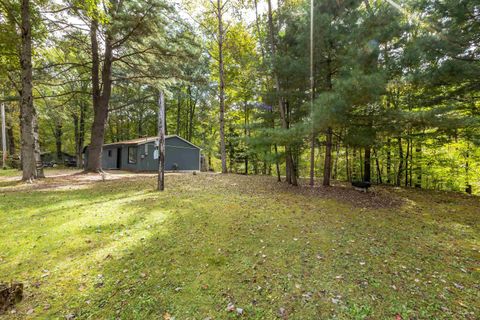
xmin=0 ymin=169 xmax=478 ymax=319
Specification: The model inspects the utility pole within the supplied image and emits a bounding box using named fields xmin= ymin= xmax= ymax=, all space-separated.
xmin=1 ymin=101 xmax=6 ymax=169
xmin=157 ymin=91 xmax=165 ymax=191
xmin=309 ymin=0 xmax=315 ymax=186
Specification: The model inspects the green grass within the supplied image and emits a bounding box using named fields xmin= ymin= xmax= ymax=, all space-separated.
xmin=0 ymin=170 xmax=478 ymax=319
xmin=0 ymin=168 xmax=22 ymax=177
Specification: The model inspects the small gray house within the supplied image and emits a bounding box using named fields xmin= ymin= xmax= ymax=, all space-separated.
xmin=85 ymin=135 xmax=201 ymax=172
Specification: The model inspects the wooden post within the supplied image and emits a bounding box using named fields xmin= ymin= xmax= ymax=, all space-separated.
xmin=1 ymin=101 xmax=6 ymax=169
xmin=309 ymin=0 xmax=315 ymax=187
xmin=157 ymin=91 xmax=165 ymax=191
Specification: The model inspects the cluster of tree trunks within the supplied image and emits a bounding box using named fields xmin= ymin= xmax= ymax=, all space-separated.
xmin=175 ymin=87 xmax=197 ymax=141
xmin=267 ymin=0 xmax=297 ymax=186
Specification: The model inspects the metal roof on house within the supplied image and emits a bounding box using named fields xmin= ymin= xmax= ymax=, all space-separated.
xmin=102 ymin=135 xmax=201 ymax=149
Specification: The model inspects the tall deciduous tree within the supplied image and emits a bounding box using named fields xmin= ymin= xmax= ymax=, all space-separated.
xmin=19 ymin=0 xmax=38 ymax=180
xmin=215 ymin=0 xmax=227 ymax=173
xmin=83 ymin=0 xmax=197 ymax=172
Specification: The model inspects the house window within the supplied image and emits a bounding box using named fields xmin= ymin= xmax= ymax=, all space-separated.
xmin=108 ymin=150 xmax=112 ymax=157
xmin=128 ymin=147 xmax=137 ymax=164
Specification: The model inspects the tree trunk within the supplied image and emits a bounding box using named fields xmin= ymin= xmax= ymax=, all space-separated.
xmin=86 ymin=19 xmax=113 ymax=172
xmin=271 ymin=108 xmax=281 ymax=182
xmin=137 ymin=109 xmax=144 ymax=137
xmin=267 ymin=0 xmax=295 ymax=185
xmin=33 ymin=114 xmax=44 ymax=178
xmin=333 ymin=137 xmax=340 ymax=180
xmin=73 ymin=114 xmax=79 ymax=165
xmin=164 ymin=101 xmax=168 ymax=137
xmin=244 ymin=101 xmax=248 ymax=175
xmin=3 ymin=105 xmax=15 ymax=156
xmin=322 ymin=57 xmax=334 ymax=186
xmin=323 ymin=127 xmax=333 ymax=186
xmin=217 ymin=0 xmax=227 ymax=174
xmin=409 ymin=140 xmax=413 ymax=187
xmin=352 ymin=147 xmax=357 ymax=181
xmin=405 ymin=137 xmax=410 ymax=187
xmin=73 ymin=101 xmax=86 ymax=168
xmin=415 ymin=143 xmax=422 ymax=188
xmin=274 ymin=144 xmax=281 ymax=182
xmin=254 ymin=0 xmax=279 ymax=181
xmin=19 ymin=0 xmax=37 ymax=181
xmin=374 ymin=148 xmax=382 ymax=184
xmin=359 ymin=149 xmax=364 ymax=179
xmin=7 ymin=114 xmax=15 ymax=156
xmin=308 ymin=0 xmax=315 ymax=186
xmin=345 ymin=145 xmax=350 ymax=182
xmin=292 ymin=148 xmax=299 ymax=185
xmin=176 ymin=94 xmax=181 ymax=135
xmin=228 ymin=127 xmax=234 ymax=173
xmin=184 ymin=93 xmax=189 ymax=138
xmin=396 ymin=137 xmax=404 ymax=186
xmin=1 ymin=102 xmax=6 ymax=169
xmin=78 ymin=102 xmax=86 ymax=167
xmin=188 ymin=87 xmax=195 ymax=141
xmin=253 ymin=0 xmax=266 ymax=60
xmin=364 ymin=146 xmax=371 ymax=182
xmin=309 ymin=133 xmax=315 ymax=185
xmin=54 ymin=122 xmax=62 ymax=161
xmin=386 ymin=138 xmax=391 ymax=184
xmin=157 ymin=91 xmax=165 ymax=191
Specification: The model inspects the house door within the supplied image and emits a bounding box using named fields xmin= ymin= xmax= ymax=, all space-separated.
xmin=116 ymin=148 xmax=122 ymax=169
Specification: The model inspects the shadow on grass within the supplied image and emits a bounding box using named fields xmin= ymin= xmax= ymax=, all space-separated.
xmin=67 ymin=181 xmax=479 ymax=319
xmin=1 ymin=174 xmax=478 ymax=319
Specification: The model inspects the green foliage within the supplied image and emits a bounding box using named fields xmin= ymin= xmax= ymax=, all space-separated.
xmin=0 ymin=0 xmax=478 ymax=189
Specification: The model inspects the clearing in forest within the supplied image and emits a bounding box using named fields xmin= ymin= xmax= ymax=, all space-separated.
xmin=0 ymin=169 xmax=478 ymax=319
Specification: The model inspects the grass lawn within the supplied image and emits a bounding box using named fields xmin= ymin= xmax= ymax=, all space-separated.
xmin=0 ymin=169 xmax=478 ymax=319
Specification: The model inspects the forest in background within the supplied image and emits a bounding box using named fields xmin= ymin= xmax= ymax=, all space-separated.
xmin=0 ymin=0 xmax=479 ymax=193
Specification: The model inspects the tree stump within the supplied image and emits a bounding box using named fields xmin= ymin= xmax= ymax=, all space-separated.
xmin=0 ymin=283 xmax=23 ymax=314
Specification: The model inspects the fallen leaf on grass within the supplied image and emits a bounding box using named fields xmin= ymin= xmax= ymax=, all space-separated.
xmin=453 ymin=282 xmax=464 ymax=290
xmin=226 ymin=302 xmax=235 ymax=312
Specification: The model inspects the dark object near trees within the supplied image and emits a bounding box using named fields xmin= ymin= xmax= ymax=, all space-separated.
xmin=43 ymin=161 xmax=55 ymax=167
xmin=352 ymin=181 xmax=371 ymax=193
xmin=466 ymin=185 xmax=472 ymax=195
xmin=64 ymin=159 xmax=77 ymax=167
xmin=0 ymin=282 xmax=23 ymax=314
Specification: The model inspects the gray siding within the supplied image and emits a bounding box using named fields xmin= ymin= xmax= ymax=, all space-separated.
xmin=165 ymin=144 xmax=200 ymax=171
xmin=102 ymin=146 xmax=120 ymax=169
xmin=89 ymin=136 xmax=200 ymax=172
